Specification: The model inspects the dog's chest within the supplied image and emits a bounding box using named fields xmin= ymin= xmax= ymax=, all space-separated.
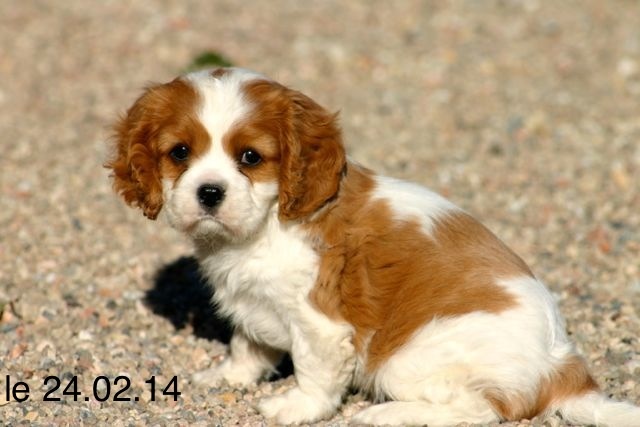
xmin=198 ymin=222 xmax=320 ymax=350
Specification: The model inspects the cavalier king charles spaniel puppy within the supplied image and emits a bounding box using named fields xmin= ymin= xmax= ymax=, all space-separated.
xmin=107 ymin=67 xmax=639 ymax=426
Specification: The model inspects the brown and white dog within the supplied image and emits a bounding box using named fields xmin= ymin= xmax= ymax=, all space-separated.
xmin=107 ymin=67 xmax=640 ymax=426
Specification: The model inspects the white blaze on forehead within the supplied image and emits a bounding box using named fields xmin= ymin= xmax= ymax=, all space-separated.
xmin=184 ymin=68 xmax=268 ymax=146
xmin=180 ymin=68 xmax=269 ymax=183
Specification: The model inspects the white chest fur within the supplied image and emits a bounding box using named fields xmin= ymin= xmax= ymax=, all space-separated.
xmin=196 ymin=215 xmax=325 ymax=351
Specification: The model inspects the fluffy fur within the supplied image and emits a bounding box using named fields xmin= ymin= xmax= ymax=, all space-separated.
xmin=107 ymin=67 xmax=640 ymax=426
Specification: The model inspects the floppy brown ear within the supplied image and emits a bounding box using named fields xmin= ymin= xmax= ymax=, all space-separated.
xmin=278 ymin=89 xmax=346 ymax=221
xmin=105 ymin=89 xmax=164 ymax=220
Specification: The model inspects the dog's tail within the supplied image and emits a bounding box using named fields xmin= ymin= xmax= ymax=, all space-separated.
xmin=554 ymin=391 xmax=640 ymax=427
xmin=521 ymin=355 xmax=640 ymax=426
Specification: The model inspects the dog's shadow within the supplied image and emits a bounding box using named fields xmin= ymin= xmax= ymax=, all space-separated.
xmin=144 ymin=256 xmax=293 ymax=379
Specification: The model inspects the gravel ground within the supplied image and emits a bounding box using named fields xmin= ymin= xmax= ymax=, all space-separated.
xmin=1 ymin=1 xmax=639 ymax=426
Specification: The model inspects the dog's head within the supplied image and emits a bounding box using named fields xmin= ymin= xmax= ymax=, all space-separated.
xmin=106 ymin=68 xmax=346 ymax=242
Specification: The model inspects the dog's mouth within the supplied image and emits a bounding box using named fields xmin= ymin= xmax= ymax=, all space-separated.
xmin=184 ymin=214 xmax=237 ymax=239
xmin=185 ymin=213 xmax=221 ymax=230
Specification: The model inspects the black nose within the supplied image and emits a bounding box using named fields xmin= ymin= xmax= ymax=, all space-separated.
xmin=197 ymin=184 xmax=225 ymax=209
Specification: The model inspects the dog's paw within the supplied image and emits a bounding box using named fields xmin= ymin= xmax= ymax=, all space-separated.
xmin=351 ymin=404 xmax=390 ymax=425
xmin=191 ymin=367 xmax=225 ymax=387
xmin=258 ymin=387 xmax=336 ymax=424
xmin=191 ymin=358 xmax=258 ymax=388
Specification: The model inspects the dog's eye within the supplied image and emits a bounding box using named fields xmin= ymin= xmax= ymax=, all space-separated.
xmin=169 ymin=144 xmax=189 ymax=162
xmin=240 ymin=149 xmax=262 ymax=166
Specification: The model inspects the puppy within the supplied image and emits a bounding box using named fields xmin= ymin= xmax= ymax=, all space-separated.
xmin=107 ymin=67 xmax=640 ymax=426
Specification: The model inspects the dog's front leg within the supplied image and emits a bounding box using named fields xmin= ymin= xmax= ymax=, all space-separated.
xmin=258 ymin=321 xmax=355 ymax=424
xmin=192 ymin=329 xmax=282 ymax=387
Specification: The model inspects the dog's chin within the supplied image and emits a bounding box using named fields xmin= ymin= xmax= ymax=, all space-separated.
xmin=185 ymin=216 xmax=265 ymax=249
xmin=165 ymin=203 xmax=273 ymax=247
xmin=185 ymin=216 xmax=235 ymax=242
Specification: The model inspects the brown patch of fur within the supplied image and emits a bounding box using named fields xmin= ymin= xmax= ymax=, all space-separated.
xmin=238 ymin=79 xmax=346 ymax=219
xmin=484 ymin=355 xmax=598 ymax=420
xmin=210 ymin=68 xmax=230 ymax=79
xmin=106 ymin=78 xmax=210 ymax=219
xmin=277 ymin=88 xmax=345 ymax=221
xmin=223 ymin=80 xmax=290 ymax=184
xmin=307 ymin=164 xmax=531 ymax=368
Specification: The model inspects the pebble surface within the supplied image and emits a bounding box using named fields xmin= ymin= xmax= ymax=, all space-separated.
xmin=1 ymin=1 xmax=639 ymax=425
